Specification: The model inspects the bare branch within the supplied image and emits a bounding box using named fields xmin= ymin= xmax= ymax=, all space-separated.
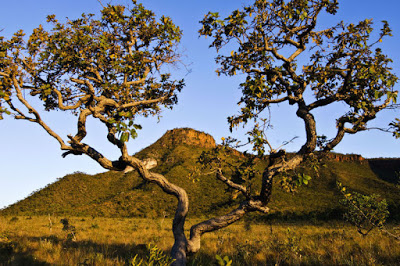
xmin=123 ymin=67 xmax=150 ymax=86
xmin=11 ymin=76 xmax=70 ymax=150
xmin=288 ymin=46 xmax=306 ymax=62
xmin=216 ymin=169 xmax=248 ymax=196
xmin=5 ymin=99 xmax=34 ymax=120
xmin=70 ymin=78 xmax=95 ymax=94
xmin=0 ymin=71 xmax=9 ymax=77
xmin=66 ymin=134 xmax=124 ymax=170
xmin=261 ymin=96 xmax=289 ymax=105
xmin=307 ymin=94 xmax=346 ymax=110
xmin=74 ymin=109 xmax=92 ymax=142
xmin=119 ymin=93 xmax=171 ymax=110
xmin=52 ymin=88 xmax=88 ymax=110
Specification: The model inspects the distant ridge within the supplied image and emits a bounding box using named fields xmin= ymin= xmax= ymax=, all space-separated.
xmin=321 ymin=152 xmax=365 ymax=163
xmin=2 ymin=128 xmax=400 ymax=220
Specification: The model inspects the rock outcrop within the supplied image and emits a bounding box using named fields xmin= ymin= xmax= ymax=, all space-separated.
xmin=323 ymin=153 xmax=365 ymax=164
xmin=156 ymin=128 xmax=216 ymax=149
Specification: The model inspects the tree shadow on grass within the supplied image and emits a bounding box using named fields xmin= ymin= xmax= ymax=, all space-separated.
xmin=25 ymin=235 xmax=150 ymax=263
xmin=4 ymin=235 xmax=216 ymax=265
xmin=0 ymin=240 xmax=50 ymax=265
xmin=187 ymin=250 xmax=215 ymax=266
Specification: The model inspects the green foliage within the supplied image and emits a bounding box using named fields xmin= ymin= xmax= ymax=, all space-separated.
xmin=279 ymin=155 xmax=322 ymax=193
xmin=90 ymin=223 xmax=99 ymax=229
xmin=389 ymin=118 xmax=400 ymax=139
xmin=131 ymin=244 xmax=175 ymax=266
xmin=338 ymin=182 xmax=389 ymax=236
xmin=269 ymin=228 xmax=303 ymax=264
xmin=131 ymin=254 xmax=144 ymax=266
xmin=215 ymin=254 xmax=232 ymax=266
xmin=0 ymin=0 xmax=184 ymax=141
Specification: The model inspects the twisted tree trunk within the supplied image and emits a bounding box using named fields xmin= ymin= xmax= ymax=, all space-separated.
xmin=123 ymin=156 xmax=190 ymax=265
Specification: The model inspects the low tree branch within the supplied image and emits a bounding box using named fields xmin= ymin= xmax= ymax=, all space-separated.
xmin=216 ymin=168 xmax=248 ymax=196
xmin=187 ymin=199 xmax=268 ymax=253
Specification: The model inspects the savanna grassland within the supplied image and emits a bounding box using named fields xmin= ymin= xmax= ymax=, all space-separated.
xmin=1 ymin=216 xmax=400 ymax=265
xmin=2 ymin=129 xmax=400 ymax=265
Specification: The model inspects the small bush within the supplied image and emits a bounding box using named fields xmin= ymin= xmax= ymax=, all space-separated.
xmin=215 ymin=254 xmax=232 ymax=266
xmin=60 ymin=218 xmax=77 ymax=241
xmin=9 ymin=217 xmax=18 ymax=223
xmin=338 ymin=182 xmax=389 ymax=236
xmin=131 ymin=244 xmax=175 ymax=266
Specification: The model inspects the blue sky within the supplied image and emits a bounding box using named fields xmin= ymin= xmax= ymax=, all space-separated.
xmin=0 ymin=0 xmax=399 ymax=209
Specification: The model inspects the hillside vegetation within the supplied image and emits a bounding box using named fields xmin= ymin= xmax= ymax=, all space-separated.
xmin=2 ymin=128 xmax=400 ymax=220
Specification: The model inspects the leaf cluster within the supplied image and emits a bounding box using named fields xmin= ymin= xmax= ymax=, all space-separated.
xmin=278 ymin=154 xmax=321 ymax=193
xmin=215 ymin=254 xmax=232 ymax=266
xmin=131 ymin=244 xmax=175 ymax=266
xmin=389 ymin=118 xmax=400 ymax=139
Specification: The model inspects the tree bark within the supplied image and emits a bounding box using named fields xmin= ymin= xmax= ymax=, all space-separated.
xmin=187 ymin=199 xmax=268 ymax=253
xmin=123 ymin=157 xmax=190 ymax=265
xmin=170 ymin=188 xmax=189 ymax=266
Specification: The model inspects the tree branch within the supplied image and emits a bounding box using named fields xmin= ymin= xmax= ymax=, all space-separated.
xmin=119 ymin=93 xmax=171 ymax=110
xmin=53 ymin=88 xmax=88 ymax=110
xmin=307 ymin=94 xmax=346 ymax=110
xmin=66 ymin=134 xmax=125 ymax=170
xmin=216 ymin=168 xmax=248 ymax=196
xmin=123 ymin=67 xmax=150 ymax=86
xmin=70 ymin=78 xmax=96 ymax=94
xmin=0 ymin=71 xmax=9 ymax=77
xmin=187 ymin=199 xmax=268 ymax=253
xmin=11 ymin=76 xmax=70 ymax=150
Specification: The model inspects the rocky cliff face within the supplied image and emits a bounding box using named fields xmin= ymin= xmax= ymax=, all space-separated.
xmin=155 ymin=128 xmax=216 ymax=149
xmin=323 ymin=153 xmax=365 ymax=163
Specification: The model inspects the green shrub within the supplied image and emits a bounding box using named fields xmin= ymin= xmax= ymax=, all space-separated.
xmin=338 ymin=182 xmax=389 ymax=236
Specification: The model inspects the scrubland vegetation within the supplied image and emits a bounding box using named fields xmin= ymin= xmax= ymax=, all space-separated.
xmin=1 ymin=215 xmax=400 ymax=265
xmin=2 ymin=132 xmax=400 ymax=265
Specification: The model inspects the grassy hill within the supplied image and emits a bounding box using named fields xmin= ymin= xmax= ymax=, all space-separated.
xmin=2 ymin=128 xmax=400 ymax=220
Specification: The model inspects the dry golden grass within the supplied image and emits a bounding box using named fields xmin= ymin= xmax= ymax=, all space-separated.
xmin=1 ymin=216 xmax=400 ymax=265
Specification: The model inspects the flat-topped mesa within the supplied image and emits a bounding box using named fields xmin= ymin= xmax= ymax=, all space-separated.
xmin=323 ymin=153 xmax=365 ymax=164
xmin=157 ymin=128 xmax=216 ymax=149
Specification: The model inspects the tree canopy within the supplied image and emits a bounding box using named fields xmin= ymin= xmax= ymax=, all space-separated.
xmin=196 ymin=0 xmax=399 ymax=259
xmin=0 ymin=0 xmax=183 ymax=165
xmin=200 ymin=0 xmax=398 ymax=156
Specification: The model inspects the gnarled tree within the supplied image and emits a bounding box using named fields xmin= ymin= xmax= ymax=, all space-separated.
xmin=0 ymin=1 xmax=190 ymax=264
xmin=1 ymin=0 xmax=399 ymax=265
xmin=194 ymin=0 xmax=398 ymax=260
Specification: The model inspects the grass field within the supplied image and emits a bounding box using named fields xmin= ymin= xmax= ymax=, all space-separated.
xmin=1 ymin=216 xmax=400 ymax=265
